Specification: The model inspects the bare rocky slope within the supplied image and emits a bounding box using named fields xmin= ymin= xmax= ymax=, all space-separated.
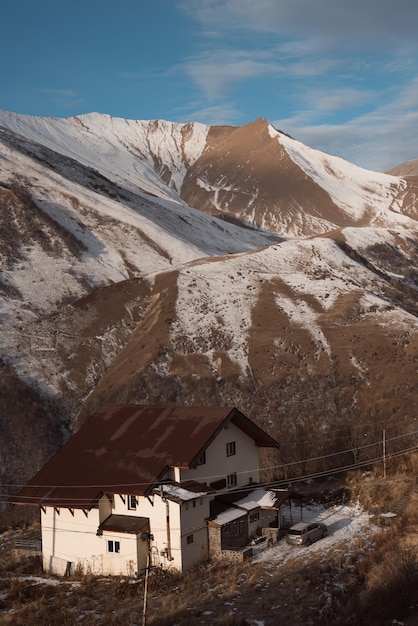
xmin=1 ymin=110 xmax=418 ymax=503
xmin=387 ymin=159 xmax=418 ymax=177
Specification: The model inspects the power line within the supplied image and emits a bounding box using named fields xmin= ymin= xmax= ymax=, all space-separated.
xmin=3 ymin=439 xmax=418 ymax=509
xmin=3 ymin=426 xmax=417 ymax=496
xmin=276 ymin=414 xmax=418 ymax=448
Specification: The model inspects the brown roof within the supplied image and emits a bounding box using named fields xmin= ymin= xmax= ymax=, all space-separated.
xmin=14 ymin=405 xmax=279 ymax=508
xmin=100 ymin=515 xmax=149 ymax=535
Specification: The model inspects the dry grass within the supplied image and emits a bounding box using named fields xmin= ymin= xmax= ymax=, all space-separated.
xmin=346 ymin=456 xmax=418 ymax=513
xmin=3 ymin=466 xmax=418 ymax=625
xmin=0 ymin=540 xmax=403 ymax=626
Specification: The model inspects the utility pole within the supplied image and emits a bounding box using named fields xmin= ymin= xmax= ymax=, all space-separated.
xmin=383 ymin=429 xmax=386 ymax=479
xmin=142 ymin=550 xmax=150 ymax=626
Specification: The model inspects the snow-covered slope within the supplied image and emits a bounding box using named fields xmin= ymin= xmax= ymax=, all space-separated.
xmin=2 ymin=109 xmax=418 ymax=500
xmin=2 ymin=111 xmax=417 ymax=239
xmin=181 ymin=117 xmax=418 ymax=236
xmin=272 ymin=126 xmax=404 ymax=223
xmin=0 ymin=110 xmax=209 ymax=201
xmin=0 ymin=120 xmax=278 ymax=314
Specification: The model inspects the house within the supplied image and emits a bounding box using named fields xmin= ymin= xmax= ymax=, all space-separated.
xmin=207 ymin=487 xmax=303 ymax=562
xmin=14 ymin=405 xmax=280 ymax=576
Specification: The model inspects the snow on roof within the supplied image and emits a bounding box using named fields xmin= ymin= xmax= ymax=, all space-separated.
xmin=211 ymin=507 xmax=248 ymax=526
xmin=160 ymin=483 xmax=210 ymax=503
xmin=233 ymin=487 xmax=278 ymax=511
xmin=210 ymin=488 xmax=284 ymax=526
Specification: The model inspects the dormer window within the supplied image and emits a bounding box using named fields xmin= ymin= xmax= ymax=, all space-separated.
xmin=226 ymin=442 xmax=236 ymax=457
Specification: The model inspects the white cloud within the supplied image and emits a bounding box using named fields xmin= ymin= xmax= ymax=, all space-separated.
xmin=43 ymin=89 xmax=84 ymax=109
xmin=179 ymin=46 xmax=340 ymax=104
xmin=184 ymin=51 xmax=281 ymax=100
xmin=176 ymin=102 xmax=241 ymax=125
xmin=174 ymin=1 xmax=418 ymax=170
xmin=178 ymin=0 xmax=418 ymax=50
xmin=273 ymin=77 xmax=418 ymax=171
xmin=305 ymin=88 xmax=376 ymax=112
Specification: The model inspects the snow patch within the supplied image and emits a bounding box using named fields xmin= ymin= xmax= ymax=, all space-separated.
xmin=275 ymin=295 xmax=331 ymax=355
xmin=254 ymin=503 xmax=376 ymax=566
xmin=269 ymin=124 xmax=402 ymax=223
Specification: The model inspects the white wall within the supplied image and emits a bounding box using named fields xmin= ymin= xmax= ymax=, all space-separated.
xmin=112 ymin=491 xmax=210 ymax=572
xmin=41 ymin=507 xmax=101 ymax=575
xmin=41 ymin=505 xmax=145 ymax=576
xmin=99 ymin=531 xmax=140 ymax=576
xmin=41 ymin=494 xmax=211 ymax=576
xmin=180 ymin=422 xmax=260 ymax=488
xmin=98 ymin=494 xmax=113 ymax=521
xmin=113 ymin=493 xmax=183 ymax=571
xmin=180 ymin=496 xmax=210 ymax=571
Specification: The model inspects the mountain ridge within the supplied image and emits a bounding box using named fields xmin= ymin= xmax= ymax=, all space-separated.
xmin=1 ymin=109 xmax=418 ymax=502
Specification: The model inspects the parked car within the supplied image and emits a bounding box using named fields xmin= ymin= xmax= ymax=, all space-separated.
xmin=285 ymin=521 xmax=327 ymax=546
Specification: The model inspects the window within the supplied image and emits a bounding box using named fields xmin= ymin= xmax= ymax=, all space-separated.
xmin=227 ymin=472 xmax=237 ymax=487
xmin=226 ymin=441 xmax=236 ymax=457
xmin=107 ymin=540 xmax=120 ymax=553
xmin=195 ymin=451 xmax=206 ymax=466
xmin=186 ymin=534 xmax=194 ymax=544
xmin=128 ymin=495 xmax=137 ymax=510
xmin=250 ymin=512 xmax=260 ymax=523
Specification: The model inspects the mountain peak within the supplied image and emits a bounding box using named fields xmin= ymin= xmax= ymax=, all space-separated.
xmin=2 ymin=107 xmax=418 ymax=508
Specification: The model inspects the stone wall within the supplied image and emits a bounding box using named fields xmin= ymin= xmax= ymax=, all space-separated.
xmin=261 ymin=527 xmax=279 ymax=543
xmin=208 ymin=525 xmax=222 ymax=559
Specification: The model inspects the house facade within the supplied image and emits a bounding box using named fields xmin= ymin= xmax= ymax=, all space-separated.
xmin=14 ymin=405 xmax=280 ymax=576
xmin=207 ymin=488 xmax=296 ymax=562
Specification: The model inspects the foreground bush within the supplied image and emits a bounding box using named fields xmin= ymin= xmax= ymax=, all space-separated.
xmin=357 ymin=546 xmax=418 ymax=625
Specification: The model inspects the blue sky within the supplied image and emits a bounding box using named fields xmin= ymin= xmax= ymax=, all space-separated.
xmin=1 ymin=0 xmax=418 ymax=171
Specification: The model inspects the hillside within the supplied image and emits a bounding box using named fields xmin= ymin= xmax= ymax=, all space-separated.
xmin=387 ymin=159 xmax=418 ymax=177
xmin=1 ymin=110 xmax=418 ymax=502
xmin=3 ymin=462 xmax=418 ymax=625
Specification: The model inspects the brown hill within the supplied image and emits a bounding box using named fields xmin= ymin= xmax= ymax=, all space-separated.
xmin=387 ymin=159 xmax=418 ymax=177
xmin=1 ymin=111 xmax=418 ymax=498
xmin=181 ymin=118 xmax=350 ymax=236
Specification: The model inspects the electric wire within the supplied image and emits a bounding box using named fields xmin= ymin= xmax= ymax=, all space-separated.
xmin=3 ymin=425 xmax=417 ymax=496
xmin=2 ymin=436 xmax=417 ymax=507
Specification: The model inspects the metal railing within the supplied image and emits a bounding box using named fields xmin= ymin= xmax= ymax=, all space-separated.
xmin=13 ymin=539 xmax=42 ymax=552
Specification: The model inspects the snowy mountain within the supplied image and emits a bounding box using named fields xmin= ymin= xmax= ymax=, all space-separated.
xmin=1 ymin=109 xmax=418 ymax=499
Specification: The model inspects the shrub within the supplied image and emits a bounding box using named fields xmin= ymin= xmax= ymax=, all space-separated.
xmin=358 ymin=546 xmax=418 ymax=624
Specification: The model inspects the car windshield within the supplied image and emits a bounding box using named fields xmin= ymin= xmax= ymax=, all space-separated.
xmin=288 ymin=528 xmax=304 ymax=535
